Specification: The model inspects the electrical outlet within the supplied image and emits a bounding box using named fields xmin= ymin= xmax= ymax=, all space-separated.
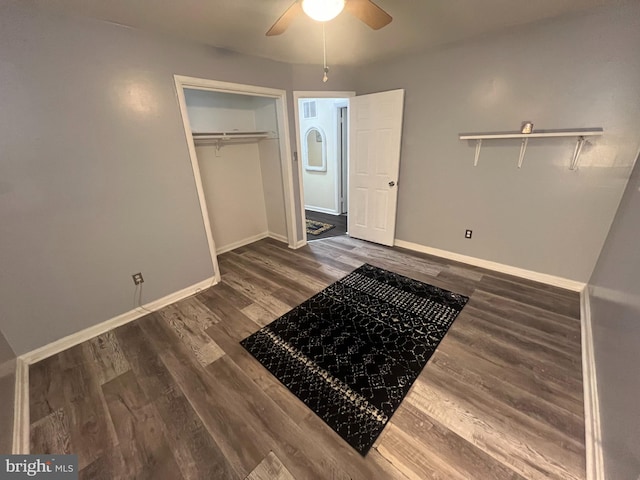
xmin=132 ymin=272 xmax=144 ymax=285
xmin=465 ymin=229 xmax=473 ymax=239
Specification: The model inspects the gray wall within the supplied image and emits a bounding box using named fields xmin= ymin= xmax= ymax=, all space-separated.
xmin=0 ymin=330 xmax=15 ymax=366
xmin=356 ymin=4 xmax=640 ymax=282
xmin=588 ymin=151 xmax=640 ymax=480
xmin=0 ymin=329 xmax=16 ymax=453
xmin=0 ymin=4 xmax=295 ymax=354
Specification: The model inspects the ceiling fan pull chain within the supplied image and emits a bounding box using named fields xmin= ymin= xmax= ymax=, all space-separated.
xmin=322 ymin=23 xmax=329 ymax=83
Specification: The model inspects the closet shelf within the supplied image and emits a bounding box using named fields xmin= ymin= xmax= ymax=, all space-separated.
xmin=192 ymin=131 xmax=276 ymax=148
xmin=458 ymin=128 xmax=603 ymax=170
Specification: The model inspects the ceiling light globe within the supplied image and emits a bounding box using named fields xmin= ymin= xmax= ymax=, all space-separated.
xmin=301 ymin=0 xmax=345 ymax=22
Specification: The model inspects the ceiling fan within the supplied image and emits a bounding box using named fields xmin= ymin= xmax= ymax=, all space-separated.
xmin=266 ymin=0 xmax=392 ymax=36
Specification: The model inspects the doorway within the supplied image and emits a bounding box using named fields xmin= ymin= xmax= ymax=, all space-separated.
xmin=294 ymin=91 xmax=354 ymax=242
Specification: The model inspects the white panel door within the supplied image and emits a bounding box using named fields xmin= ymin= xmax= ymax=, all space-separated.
xmin=348 ymin=89 xmax=404 ymax=246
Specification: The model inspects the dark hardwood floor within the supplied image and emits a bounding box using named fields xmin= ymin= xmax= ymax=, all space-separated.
xmin=29 ymin=237 xmax=585 ymax=479
xmin=305 ymin=210 xmax=347 ymax=240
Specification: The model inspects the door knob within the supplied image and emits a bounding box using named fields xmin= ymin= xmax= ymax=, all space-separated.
xmin=388 ymin=181 xmax=396 ymax=187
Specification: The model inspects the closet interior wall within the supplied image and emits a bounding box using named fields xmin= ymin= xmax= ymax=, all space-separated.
xmin=184 ymin=89 xmax=287 ymax=253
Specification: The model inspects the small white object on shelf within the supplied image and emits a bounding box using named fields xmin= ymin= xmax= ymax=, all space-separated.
xmin=458 ymin=128 xmax=603 ymax=170
xmin=521 ymin=121 xmax=534 ymax=134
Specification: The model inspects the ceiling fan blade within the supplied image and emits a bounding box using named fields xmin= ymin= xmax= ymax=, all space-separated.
xmin=345 ymin=0 xmax=392 ymax=30
xmin=266 ymin=1 xmax=303 ymax=36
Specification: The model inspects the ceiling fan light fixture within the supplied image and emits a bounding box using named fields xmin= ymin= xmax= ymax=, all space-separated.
xmin=301 ymin=0 xmax=345 ymax=22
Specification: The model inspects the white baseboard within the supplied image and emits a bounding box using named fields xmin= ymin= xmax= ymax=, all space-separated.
xmin=12 ymin=358 xmax=28 ymax=454
xmin=19 ymin=276 xmax=216 ymax=366
xmin=581 ymin=288 xmax=605 ymax=480
xmin=215 ymin=232 xmax=271 ymax=255
xmin=291 ymin=239 xmax=308 ymax=249
xmin=394 ymin=239 xmax=586 ymax=292
xmin=13 ymin=275 xmax=217 ymax=455
xmin=268 ymin=232 xmax=288 ymax=244
xmin=216 ymin=231 xmax=290 ymax=254
xmin=304 ymin=206 xmax=341 ymax=215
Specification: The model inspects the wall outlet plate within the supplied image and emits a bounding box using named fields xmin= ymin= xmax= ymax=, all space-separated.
xmin=465 ymin=230 xmax=473 ymax=239
xmin=132 ymin=272 xmax=144 ymax=285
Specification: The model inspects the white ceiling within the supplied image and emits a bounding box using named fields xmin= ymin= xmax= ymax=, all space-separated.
xmin=35 ymin=0 xmax=629 ymax=66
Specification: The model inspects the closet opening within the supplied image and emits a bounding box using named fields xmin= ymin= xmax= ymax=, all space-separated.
xmin=174 ymin=76 xmax=299 ymax=283
xmin=294 ymin=91 xmax=355 ymax=242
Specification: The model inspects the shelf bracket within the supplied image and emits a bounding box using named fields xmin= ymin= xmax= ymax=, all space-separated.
xmin=517 ymin=137 xmax=528 ymax=168
xmin=473 ymin=139 xmax=482 ymax=166
xmin=569 ymin=136 xmax=585 ymax=171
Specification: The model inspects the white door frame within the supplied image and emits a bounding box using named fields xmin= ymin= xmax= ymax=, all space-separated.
xmin=293 ymin=91 xmax=355 ymax=244
xmin=174 ymin=75 xmax=298 ymax=282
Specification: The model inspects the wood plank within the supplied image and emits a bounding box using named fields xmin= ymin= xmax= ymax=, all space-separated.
xmin=206 ymin=315 xmax=312 ymax=426
xmin=173 ymin=296 xmax=222 ymax=329
xmin=54 ymin=346 xmax=118 ymax=470
xmin=385 ymin=402 xmax=527 ymax=480
xmin=218 ymin=269 xmax=279 ymax=300
xmin=29 ymin=356 xmax=66 ymax=424
xmin=218 ymin=252 xmax=318 ymax=299
xmin=446 ymin=316 xmax=584 ymax=396
xmin=114 ymin=320 xmax=238 ymax=479
xmin=297 ymin=410 xmax=408 ymax=480
xmin=376 ymin=422 xmax=466 ymax=480
xmin=239 ymin=249 xmax=330 ymax=291
xmin=357 ymin=244 xmax=443 ymax=277
xmin=141 ymin=315 xmax=268 ymax=477
xmin=157 ymin=303 xmax=225 ymax=367
xmin=436 ymin=269 xmax=482 ymax=295
xmin=78 ymin=449 xmax=125 ymax=480
xmin=30 ymin=408 xmax=72 ymax=455
xmin=459 ymin=308 xmax=581 ymax=376
xmin=471 ymin=290 xmax=581 ymax=337
xmin=408 ymin=375 xmax=584 ymax=480
xmin=217 ymin=257 xmax=282 ymax=294
xmin=279 ymin=241 xmax=359 ymax=273
xmin=478 ymin=275 xmax=580 ymax=319
xmin=270 ymin=287 xmax=311 ymax=309
xmin=245 ymin=451 xmax=297 ymax=480
xmin=253 ymin=294 xmax=292 ymax=318
xmin=102 ymin=370 xmax=184 ymax=479
xmin=84 ymin=330 xmax=130 ymax=385
xmin=428 ymin=348 xmax=585 ymax=443
xmin=200 ymin=289 xmax=262 ymax=339
xmin=251 ymin=241 xmax=348 ymax=281
xmin=206 ymin=282 xmax=254 ymax=310
xmin=241 ymin=303 xmax=277 ymax=328
xmin=436 ymin=335 xmax=584 ymax=415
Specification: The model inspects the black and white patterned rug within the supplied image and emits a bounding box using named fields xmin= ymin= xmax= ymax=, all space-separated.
xmin=240 ymin=264 xmax=469 ymax=455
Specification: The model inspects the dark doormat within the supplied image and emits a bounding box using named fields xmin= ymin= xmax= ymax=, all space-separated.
xmin=306 ymin=219 xmax=335 ymax=235
xmin=240 ymin=264 xmax=469 ymax=455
